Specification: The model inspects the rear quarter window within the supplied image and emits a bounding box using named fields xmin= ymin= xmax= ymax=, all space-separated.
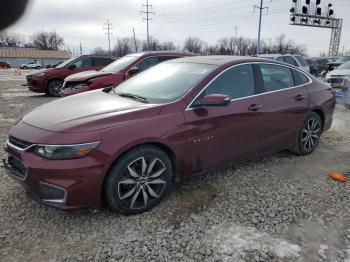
xmin=260 ymin=64 xmax=294 ymax=92
xmin=292 ymin=70 xmax=310 ymax=86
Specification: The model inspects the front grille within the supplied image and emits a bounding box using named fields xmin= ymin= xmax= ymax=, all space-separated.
xmin=8 ymin=155 xmax=27 ymax=179
xmin=8 ymin=136 xmax=33 ymax=149
xmin=328 ymin=78 xmax=344 ymax=84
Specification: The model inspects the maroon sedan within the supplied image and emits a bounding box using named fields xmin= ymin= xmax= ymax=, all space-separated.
xmin=60 ymin=51 xmax=195 ymax=97
xmin=3 ymin=56 xmax=335 ymax=214
xmin=26 ymin=55 xmax=114 ymax=96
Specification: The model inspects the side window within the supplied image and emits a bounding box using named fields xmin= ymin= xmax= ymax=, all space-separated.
xmin=158 ymin=56 xmax=180 ymax=62
xmin=203 ymin=64 xmax=255 ymax=99
xmin=71 ymin=57 xmax=92 ymax=68
xmin=284 ymin=56 xmax=298 ymax=66
xmin=292 ymin=69 xmax=310 ymax=86
xmin=276 ymin=57 xmax=285 ymax=62
xmin=135 ymin=57 xmax=159 ymax=72
xmin=260 ymin=64 xmax=294 ymax=92
xmin=92 ymin=57 xmax=113 ymax=66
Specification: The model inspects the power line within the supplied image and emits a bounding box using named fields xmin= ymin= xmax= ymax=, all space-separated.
xmin=254 ymin=0 xmax=269 ymax=54
xmin=103 ymin=19 xmax=113 ymax=54
xmin=140 ymin=0 xmax=155 ymax=50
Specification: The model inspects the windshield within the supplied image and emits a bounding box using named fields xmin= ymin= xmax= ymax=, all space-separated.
xmin=55 ymin=57 xmax=76 ymax=68
xmin=112 ymin=62 xmax=217 ymax=103
xmin=335 ymin=56 xmax=350 ymax=63
xmin=338 ymin=61 xmax=350 ymax=70
xmin=102 ymin=55 xmax=139 ymax=73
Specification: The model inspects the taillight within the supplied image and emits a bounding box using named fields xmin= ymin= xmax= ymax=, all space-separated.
xmin=330 ymin=88 xmax=336 ymax=97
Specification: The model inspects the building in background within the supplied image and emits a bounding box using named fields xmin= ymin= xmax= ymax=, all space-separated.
xmin=0 ymin=48 xmax=71 ymax=68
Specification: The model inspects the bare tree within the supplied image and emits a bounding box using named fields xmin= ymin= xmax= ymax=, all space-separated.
xmin=0 ymin=31 xmax=25 ymax=47
xmin=184 ymin=37 xmax=204 ymax=53
xmin=91 ymin=47 xmax=109 ymax=56
xmin=30 ymin=31 xmax=64 ymax=50
xmin=113 ymin=37 xmax=134 ymax=57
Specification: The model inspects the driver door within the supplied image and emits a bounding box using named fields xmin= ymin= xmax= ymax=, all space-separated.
xmin=184 ymin=64 xmax=265 ymax=172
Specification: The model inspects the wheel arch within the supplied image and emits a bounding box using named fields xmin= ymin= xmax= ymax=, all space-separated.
xmin=311 ymin=108 xmax=325 ymax=131
xmin=105 ymin=141 xmax=178 ymax=181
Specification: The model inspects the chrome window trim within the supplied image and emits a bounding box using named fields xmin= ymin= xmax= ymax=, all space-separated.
xmin=40 ymin=181 xmax=68 ymax=204
xmin=185 ymin=61 xmax=312 ymax=111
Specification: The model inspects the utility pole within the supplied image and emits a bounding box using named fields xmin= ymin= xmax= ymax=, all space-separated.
xmin=254 ymin=0 xmax=268 ymax=55
xmin=140 ymin=0 xmax=155 ymax=50
xmin=103 ymin=19 xmax=113 ymax=54
xmin=79 ymin=42 xmax=82 ymax=55
xmin=133 ymin=28 xmax=137 ymax=52
xmin=233 ymin=25 xmax=238 ymax=55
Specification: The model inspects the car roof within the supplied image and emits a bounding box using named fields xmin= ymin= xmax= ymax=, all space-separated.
xmin=127 ymin=51 xmax=196 ymax=57
xmin=169 ymin=55 xmax=285 ymax=66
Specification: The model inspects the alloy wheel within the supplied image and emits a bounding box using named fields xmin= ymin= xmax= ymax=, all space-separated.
xmin=301 ymin=117 xmax=321 ymax=151
xmin=117 ymin=156 xmax=167 ymax=210
xmin=48 ymin=80 xmax=63 ymax=96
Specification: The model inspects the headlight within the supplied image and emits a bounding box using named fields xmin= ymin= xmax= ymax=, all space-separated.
xmin=33 ymin=72 xmax=46 ymax=77
xmin=34 ymin=141 xmax=101 ymax=160
xmin=325 ymin=73 xmax=331 ymax=79
xmin=73 ymin=83 xmax=89 ymax=89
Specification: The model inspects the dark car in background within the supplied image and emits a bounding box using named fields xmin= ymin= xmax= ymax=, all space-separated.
xmin=60 ymin=51 xmax=195 ymax=97
xmin=327 ymin=56 xmax=350 ymax=72
xmin=26 ymin=55 xmax=114 ymax=96
xmin=305 ymin=58 xmax=318 ymax=76
xmin=0 ymin=61 xmax=11 ymax=68
xmin=3 ymin=56 xmax=335 ymax=214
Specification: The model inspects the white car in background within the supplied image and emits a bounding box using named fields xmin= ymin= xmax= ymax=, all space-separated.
xmin=326 ymin=61 xmax=350 ymax=88
xmin=20 ymin=61 xmax=42 ymax=69
xmin=259 ymin=54 xmax=310 ymax=73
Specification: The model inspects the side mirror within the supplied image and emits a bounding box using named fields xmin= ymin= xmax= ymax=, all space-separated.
xmin=127 ymin=67 xmax=140 ymax=76
xmin=194 ymin=94 xmax=231 ymax=107
xmin=68 ymin=64 xmax=76 ymax=70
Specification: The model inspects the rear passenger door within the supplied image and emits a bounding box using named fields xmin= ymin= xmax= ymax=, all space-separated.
xmin=257 ymin=63 xmax=310 ymax=153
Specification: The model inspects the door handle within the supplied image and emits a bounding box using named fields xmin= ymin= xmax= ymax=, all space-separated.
xmin=294 ymin=94 xmax=306 ymax=101
xmin=248 ymin=104 xmax=262 ymax=111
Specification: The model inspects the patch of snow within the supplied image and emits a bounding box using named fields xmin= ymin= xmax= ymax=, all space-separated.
xmin=318 ymin=244 xmax=328 ymax=260
xmin=207 ymin=224 xmax=301 ymax=259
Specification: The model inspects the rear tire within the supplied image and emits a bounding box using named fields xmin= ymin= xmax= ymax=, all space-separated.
xmin=289 ymin=112 xmax=322 ymax=155
xmin=104 ymin=145 xmax=173 ymax=215
xmin=36 ymin=66 xmax=41 ymax=69
xmin=46 ymin=79 xmax=63 ymax=97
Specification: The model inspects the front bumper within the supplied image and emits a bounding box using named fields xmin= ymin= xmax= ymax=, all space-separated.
xmin=26 ymin=75 xmax=46 ymax=93
xmin=2 ymin=137 xmax=107 ymax=210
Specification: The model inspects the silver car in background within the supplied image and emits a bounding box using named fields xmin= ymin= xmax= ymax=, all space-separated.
xmin=258 ymin=54 xmax=310 ymax=73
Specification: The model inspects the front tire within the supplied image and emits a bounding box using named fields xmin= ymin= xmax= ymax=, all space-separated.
xmin=46 ymin=79 xmax=63 ymax=97
xmin=104 ymin=145 xmax=173 ymax=215
xmin=289 ymin=112 xmax=322 ymax=155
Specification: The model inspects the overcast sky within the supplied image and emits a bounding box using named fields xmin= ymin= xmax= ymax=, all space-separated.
xmin=7 ymin=0 xmax=350 ymax=56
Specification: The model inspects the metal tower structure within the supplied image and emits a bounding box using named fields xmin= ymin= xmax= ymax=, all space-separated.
xmin=289 ymin=0 xmax=342 ymax=56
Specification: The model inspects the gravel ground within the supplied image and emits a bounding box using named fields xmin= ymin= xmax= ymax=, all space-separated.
xmin=0 ymin=69 xmax=349 ymax=262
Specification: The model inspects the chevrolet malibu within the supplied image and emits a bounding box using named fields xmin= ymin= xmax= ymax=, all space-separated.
xmin=3 ymin=56 xmax=335 ymax=214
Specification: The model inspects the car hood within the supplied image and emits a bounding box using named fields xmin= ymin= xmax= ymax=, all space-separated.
xmin=22 ymin=90 xmax=161 ymax=133
xmin=329 ymin=69 xmax=350 ymax=76
xmin=65 ymin=70 xmax=116 ymax=82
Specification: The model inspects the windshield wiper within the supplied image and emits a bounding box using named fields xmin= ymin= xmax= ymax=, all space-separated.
xmin=117 ymin=93 xmax=149 ymax=103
